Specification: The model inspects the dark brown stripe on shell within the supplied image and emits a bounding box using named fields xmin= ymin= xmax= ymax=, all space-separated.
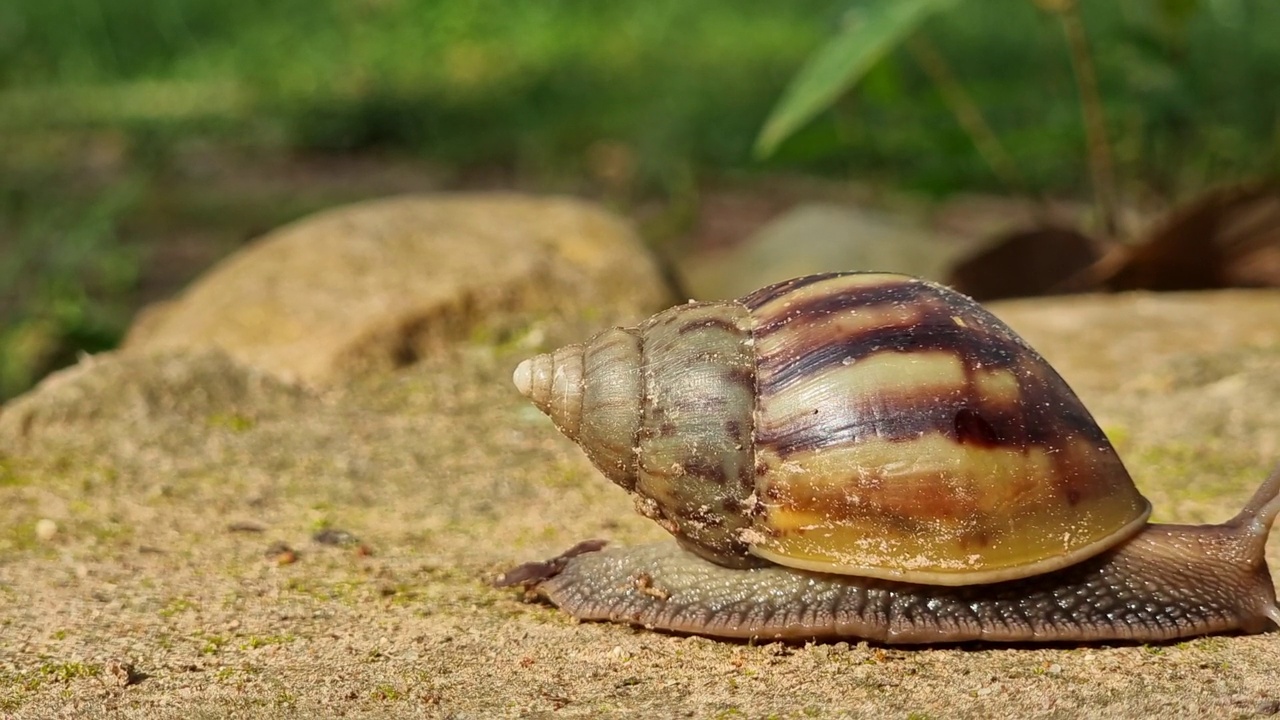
xmin=747 ymin=273 xmax=1115 ymax=457
xmin=954 ymin=407 xmax=1001 ymax=447
xmin=725 ymin=365 xmax=755 ymax=394
xmin=677 ymin=455 xmax=733 ymax=486
xmin=739 ymin=273 xmax=852 ymax=311
xmin=757 ymin=376 xmax=1109 ymax=457
xmin=757 ymin=320 xmax=1023 ymax=393
xmin=752 ymin=281 xmax=926 ymax=335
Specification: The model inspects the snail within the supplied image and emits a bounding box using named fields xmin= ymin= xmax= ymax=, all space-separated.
xmin=497 ymin=271 xmax=1280 ymax=643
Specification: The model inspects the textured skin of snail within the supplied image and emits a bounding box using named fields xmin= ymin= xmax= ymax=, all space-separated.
xmin=500 ymin=272 xmax=1280 ymax=643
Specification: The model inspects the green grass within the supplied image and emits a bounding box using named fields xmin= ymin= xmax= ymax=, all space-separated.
xmin=1 ymin=1 xmax=835 ymax=173
xmin=0 ymin=0 xmax=1277 ymax=401
xmin=3 ymin=1 xmax=1277 ymax=190
xmin=0 ymin=176 xmax=142 ymax=399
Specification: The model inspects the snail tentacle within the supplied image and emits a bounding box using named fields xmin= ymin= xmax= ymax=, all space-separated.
xmin=1236 ymin=462 xmax=1280 ymax=536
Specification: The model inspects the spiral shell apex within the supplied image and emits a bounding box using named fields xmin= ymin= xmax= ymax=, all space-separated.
xmin=514 ymin=272 xmax=1153 ymax=585
xmin=514 ymin=329 xmax=643 ymax=493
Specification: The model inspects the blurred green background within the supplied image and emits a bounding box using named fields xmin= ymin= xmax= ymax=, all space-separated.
xmin=1 ymin=0 xmax=1277 ymax=399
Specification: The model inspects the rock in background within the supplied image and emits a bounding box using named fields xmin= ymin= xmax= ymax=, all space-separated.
xmin=682 ymin=202 xmax=976 ymax=300
xmin=124 ymin=193 xmax=673 ymax=385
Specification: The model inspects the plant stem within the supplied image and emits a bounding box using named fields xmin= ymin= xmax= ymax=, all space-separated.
xmin=906 ymin=34 xmax=1041 ymax=217
xmin=1054 ymin=0 xmax=1121 ymax=240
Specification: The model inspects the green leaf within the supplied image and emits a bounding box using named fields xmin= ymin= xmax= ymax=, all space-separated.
xmin=754 ymin=0 xmax=959 ymax=158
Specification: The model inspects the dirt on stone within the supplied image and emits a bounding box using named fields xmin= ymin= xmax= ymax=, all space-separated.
xmin=3 ymin=244 xmax=1280 ymax=716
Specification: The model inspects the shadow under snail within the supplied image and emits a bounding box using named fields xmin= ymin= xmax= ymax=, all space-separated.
xmin=497 ymin=271 xmax=1280 ymax=644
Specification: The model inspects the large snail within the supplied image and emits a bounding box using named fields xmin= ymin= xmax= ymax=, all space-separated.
xmin=497 ymin=272 xmax=1280 ymax=643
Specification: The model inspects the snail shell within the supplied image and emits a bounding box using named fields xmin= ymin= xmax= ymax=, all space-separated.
xmin=513 ymin=272 xmax=1150 ymax=585
xmin=501 ymin=272 xmax=1280 ymax=643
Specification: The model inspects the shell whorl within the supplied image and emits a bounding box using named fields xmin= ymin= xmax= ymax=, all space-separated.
xmin=632 ymin=301 xmax=760 ymax=566
xmin=738 ymin=272 xmax=1150 ymax=584
xmin=514 ymin=344 xmax=586 ymax=439
xmin=515 ymin=305 xmax=763 ymax=567
xmin=514 ymin=329 xmax=642 ymax=489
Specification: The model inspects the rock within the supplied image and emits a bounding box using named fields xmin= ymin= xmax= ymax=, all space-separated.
xmin=947 ymin=226 xmax=1103 ymax=300
xmin=124 ymin=194 xmax=673 ymax=385
xmin=930 ymin=193 xmax=1094 ymax=240
xmin=681 ymin=203 xmax=974 ymax=300
xmin=34 ymin=518 xmax=57 ymax=541
xmin=0 ymin=349 xmax=310 ymax=454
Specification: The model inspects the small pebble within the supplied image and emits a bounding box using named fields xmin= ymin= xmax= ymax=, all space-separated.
xmin=264 ymin=541 xmax=298 ymax=565
xmin=104 ymin=659 xmax=139 ymax=687
xmin=35 ymin=519 xmax=58 ymax=542
xmin=313 ymin=528 xmax=358 ymax=547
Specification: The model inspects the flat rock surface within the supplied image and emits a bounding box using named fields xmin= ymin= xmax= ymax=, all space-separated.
xmin=2 ymin=284 xmax=1280 ymax=718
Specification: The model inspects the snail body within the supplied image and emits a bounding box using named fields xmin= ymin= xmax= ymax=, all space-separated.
xmin=500 ymin=272 xmax=1280 ymax=643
